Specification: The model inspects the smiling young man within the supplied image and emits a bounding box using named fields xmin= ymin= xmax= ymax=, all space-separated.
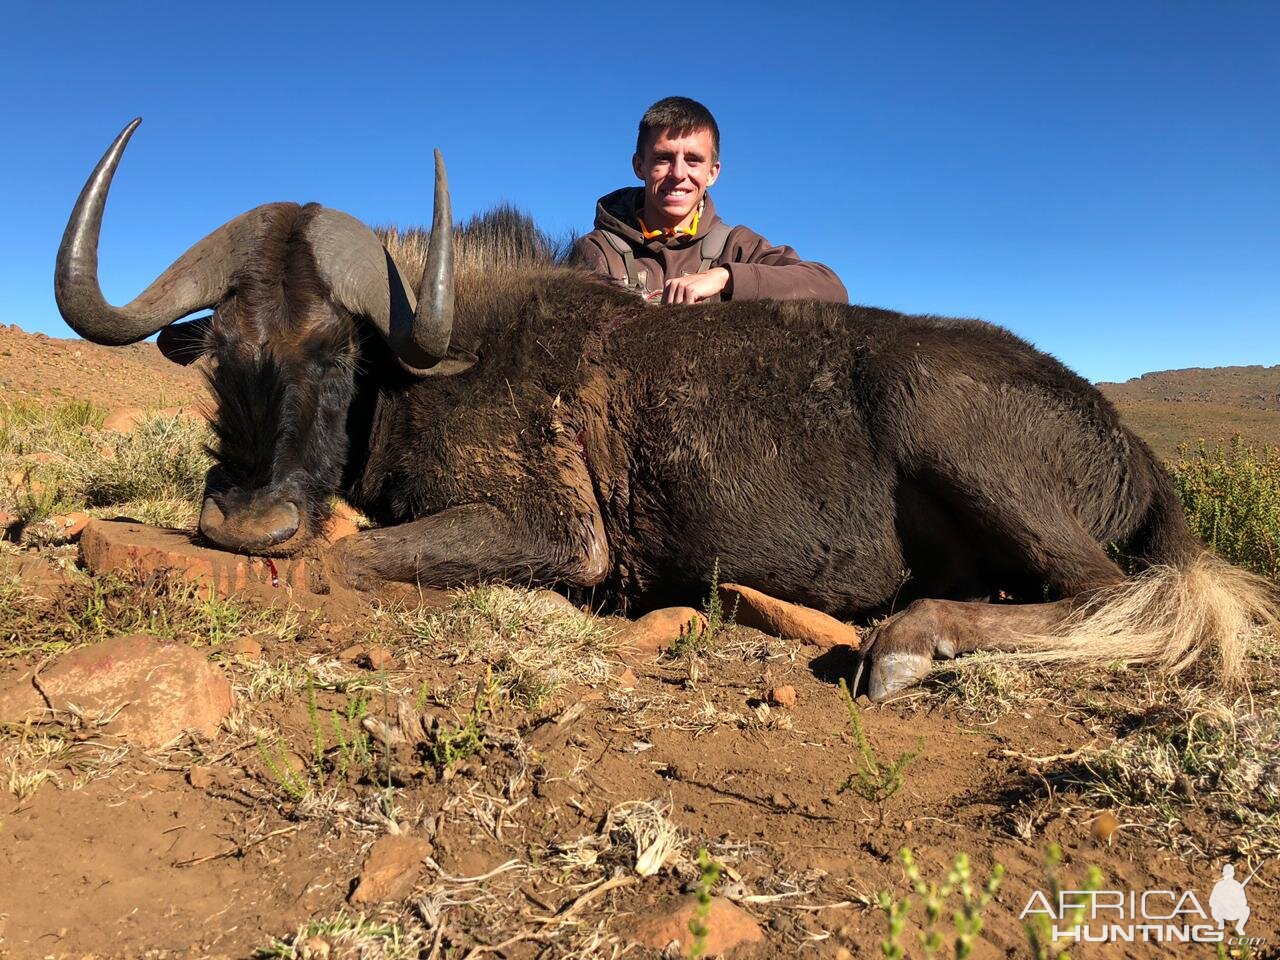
xmin=572 ymin=96 xmax=847 ymax=305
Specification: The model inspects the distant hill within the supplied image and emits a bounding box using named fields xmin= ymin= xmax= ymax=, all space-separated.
xmin=1098 ymin=365 xmax=1280 ymax=461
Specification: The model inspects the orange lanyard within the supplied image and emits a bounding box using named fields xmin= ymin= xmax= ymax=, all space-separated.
xmin=638 ymin=200 xmax=703 ymax=240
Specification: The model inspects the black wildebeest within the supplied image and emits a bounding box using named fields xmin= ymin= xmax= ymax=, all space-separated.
xmin=56 ymin=120 xmax=1275 ymax=700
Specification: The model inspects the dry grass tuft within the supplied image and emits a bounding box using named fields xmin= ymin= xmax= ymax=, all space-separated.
xmin=396 ymin=586 xmax=610 ymax=707
xmin=0 ymin=397 xmax=210 ymax=529
xmin=1064 ymin=689 xmax=1280 ymax=856
xmin=924 ymin=655 xmax=1037 ymax=720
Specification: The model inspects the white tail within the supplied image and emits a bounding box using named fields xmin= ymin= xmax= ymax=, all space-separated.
xmin=1032 ymin=551 xmax=1278 ymax=682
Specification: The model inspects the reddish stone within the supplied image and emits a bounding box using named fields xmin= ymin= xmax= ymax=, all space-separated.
xmin=720 ymin=583 xmax=862 ymax=650
xmin=0 ymin=633 xmax=234 ymax=748
xmin=349 ymin=834 xmax=433 ymax=904
xmin=613 ymin=607 xmax=706 ymax=653
xmin=629 ymin=895 xmax=764 ymax=957
xmin=156 ymin=405 xmax=210 ymax=424
xmin=767 ymin=684 xmax=798 ymax=708
xmin=50 ymin=512 xmax=91 ymax=540
xmin=228 ymin=636 xmax=264 ymax=661
xmin=101 ymin=407 xmax=147 ymax=433
xmin=361 ymin=645 xmax=393 ymax=671
xmin=80 ymin=519 xmax=311 ymax=599
xmin=337 ymin=643 xmax=367 ymax=663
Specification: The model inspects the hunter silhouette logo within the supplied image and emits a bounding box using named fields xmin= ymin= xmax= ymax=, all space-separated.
xmin=1210 ymin=862 xmax=1259 ymax=936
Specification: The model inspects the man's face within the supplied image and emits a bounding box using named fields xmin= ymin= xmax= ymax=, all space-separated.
xmin=632 ymin=126 xmax=720 ymax=231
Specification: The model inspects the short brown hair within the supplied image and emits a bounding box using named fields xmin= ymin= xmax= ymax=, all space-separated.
xmin=636 ymin=96 xmax=720 ymax=163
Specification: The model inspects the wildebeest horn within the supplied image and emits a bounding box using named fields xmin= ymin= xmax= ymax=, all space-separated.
xmin=413 ymin=150 xmax=454 ymax=361
xmin=55 ymin=118 xmax=259 ymax=345
xmin=306 ymin=151 xmax=455 ymax=372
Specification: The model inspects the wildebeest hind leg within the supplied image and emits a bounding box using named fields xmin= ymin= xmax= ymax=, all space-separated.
xmin=324 ymin=500 xmax=609 ymax=591
xmin=859 ymin=597 xmax=1078 ymax=700
xmin=861 ymin=486 xmax=1127 ymax=700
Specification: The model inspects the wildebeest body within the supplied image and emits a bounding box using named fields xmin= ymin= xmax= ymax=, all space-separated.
xmin=57 ymin=120 xmax=1274 ymax=701
xmin=343 ymin=270 xmax=1166 ymax=618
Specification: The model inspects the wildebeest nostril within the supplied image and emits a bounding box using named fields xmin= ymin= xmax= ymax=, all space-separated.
xmin=198 ymin=496 xmax=226 ymax=538
xmin=260 ymin=501 xmax=300 ymax=546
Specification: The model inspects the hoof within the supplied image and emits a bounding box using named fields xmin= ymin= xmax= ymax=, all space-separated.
xmin=867 ymin=652 xmax=933 ymax=702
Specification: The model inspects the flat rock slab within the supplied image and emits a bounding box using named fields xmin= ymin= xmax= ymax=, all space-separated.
xmin=0 ymin=633 xmax=234 ymax=748
xmin=81 ymin=519 xmax=312 ymax=598
xmin=721 ymin=582 xmax=862 ymax=650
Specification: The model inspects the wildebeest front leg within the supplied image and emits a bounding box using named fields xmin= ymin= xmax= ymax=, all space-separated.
xmin=326 ymin=499 xmax=609 ymax=591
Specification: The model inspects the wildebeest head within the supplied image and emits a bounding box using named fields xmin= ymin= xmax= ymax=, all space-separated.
xmin=55 ymin=119 xmax=456 ymax=554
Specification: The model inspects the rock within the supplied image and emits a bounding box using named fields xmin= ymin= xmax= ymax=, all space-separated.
xmin=229 ymin=636 xmax=263 ymax=661
xmin=1092 ymin=810 xmax=1120 ymax=842
xmin=720 ymin=583 xmax=861 ymax=650
xmin=349 ymin=834 xmax=433 ymax=904
xmin=614 ymin=607 xmax=706 ymax=653
xmin=188 ymin=764 xmax=238 ymax=791
xmin=361 ymin=645 xmax=393 ymax=671
xmin=80 ymin=520 xmax=312 ymax=598
xmin=530 ymin=589 xmax=583 ymax=616
xmin=337 ymin=643 xmax=367 ymax=663
xmin=102 ymin=407 xmax=147 ymax=433
xmin=766 ymin=684 xmax=798 ymax=708
xmin=0 ymin=634 xmax=234 ymax=748
xmin=616 ymin=667 xmax=638 ymax=689
xmin=297 ymin=937 xmax=332 ymax=959
xmin=630 ymin=895 xmax=765 ymax=957
xmin=322 ymin=515 xmax=359 ymax=544
xmin=50 ymin=512 xmax=91 ymax=540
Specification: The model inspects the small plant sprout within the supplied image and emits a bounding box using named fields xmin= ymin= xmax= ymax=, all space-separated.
xmin=688 ymin=847 xmax=723 ymax=959
xmin=1024 ymin=843 xmax=1103 ymax=960
xmin=948 ymin=851 xmax=1004 ymax=959
xmin=881 ymin=849 xmax=1005 ymax=960
xmin=670 ymin=558 xmax=739 ymax=658
xmin=426 ymin=670 xmax=500 ymax=775
xmin=876 ymin=887 xmax=911 ymax=960
xmin=837 ymin=678 xmax=923 ymax=824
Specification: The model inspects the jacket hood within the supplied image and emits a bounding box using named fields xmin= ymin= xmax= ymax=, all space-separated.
xmin=592 ymin=187 xmax=723 ymax=250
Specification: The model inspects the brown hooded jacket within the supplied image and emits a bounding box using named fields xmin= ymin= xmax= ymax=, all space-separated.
xmin=570 ymin=187 xmax=847 ymax=303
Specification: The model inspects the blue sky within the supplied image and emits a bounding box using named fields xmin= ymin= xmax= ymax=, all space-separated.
xmin=2 ymin=1 xmax=1275 ymax=383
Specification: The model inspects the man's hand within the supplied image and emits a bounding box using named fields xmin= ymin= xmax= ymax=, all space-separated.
xmin=662 ymin=267 xmax=731 ymax=304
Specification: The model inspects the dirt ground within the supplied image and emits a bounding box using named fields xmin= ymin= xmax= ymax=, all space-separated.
xmin=1 ymin=326 xmax=1277 ymax=959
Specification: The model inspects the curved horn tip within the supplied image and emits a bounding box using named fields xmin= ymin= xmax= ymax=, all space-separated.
xmin=114 ymin=117 xmax=143 ymax=147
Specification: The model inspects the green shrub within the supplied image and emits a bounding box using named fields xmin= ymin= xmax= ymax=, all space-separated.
xmin=1171 ymin=437 xmax=1280 ymax=580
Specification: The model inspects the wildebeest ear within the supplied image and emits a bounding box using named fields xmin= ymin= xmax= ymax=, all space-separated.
xmin=156 ymin=315 xmax=212 ymax=365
